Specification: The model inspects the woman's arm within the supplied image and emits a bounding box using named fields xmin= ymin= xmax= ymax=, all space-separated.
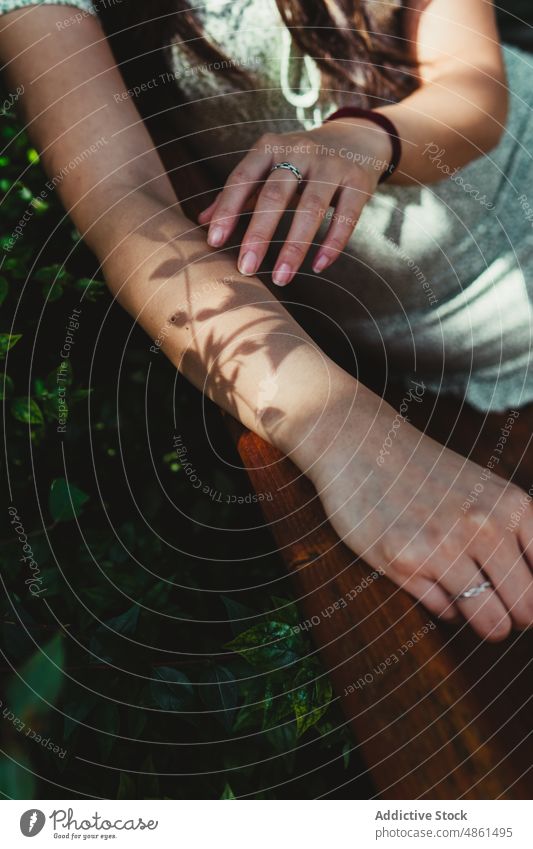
xmin=4 ymin=6 xmax=532 ymax=641
xmin=0 ymin=5 xmax=371 ymax=466
xmin=200 ymin=0 xmax=507 ymax=280
xmin=380 ymin=0 xmax=507 ymax=184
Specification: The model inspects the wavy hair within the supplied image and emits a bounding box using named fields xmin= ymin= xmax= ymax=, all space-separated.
xmin=112 ymin=0 xmax=418 ymax=105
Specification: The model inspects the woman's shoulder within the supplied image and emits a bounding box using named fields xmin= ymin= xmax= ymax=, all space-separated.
xmin=0 ymin=0 xmax=96 ymax=16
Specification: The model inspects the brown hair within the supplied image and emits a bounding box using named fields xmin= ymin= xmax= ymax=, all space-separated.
xmin=112 ymin=0 xmax=418 ymax=105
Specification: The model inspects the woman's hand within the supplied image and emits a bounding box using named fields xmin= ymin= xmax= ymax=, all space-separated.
xmin=198 ymin=117 xmax=392 ymax=285
xmin=299 ymin=398 xmax=533 ymax=642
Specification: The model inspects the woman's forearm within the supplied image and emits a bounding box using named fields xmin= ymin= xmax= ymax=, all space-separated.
xmin=90 ymin=186 xmax=374 ymax=467
xmin=377 ymin=69 xmax=507 ymax=186
xmin=377 ymin=0 xmax=508 ymax=185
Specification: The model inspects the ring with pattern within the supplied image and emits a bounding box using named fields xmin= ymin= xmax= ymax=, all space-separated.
xmin=270 ymin=161 xmax=304 ymax=185
xmin=453 ymin=580 xmax=493 ymax=602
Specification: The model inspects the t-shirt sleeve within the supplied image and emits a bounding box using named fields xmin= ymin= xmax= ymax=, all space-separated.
xmin=0 ymin=0 xmax=96 ymax=15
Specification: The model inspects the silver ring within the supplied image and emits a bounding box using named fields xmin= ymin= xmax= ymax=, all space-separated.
xmin=453 ymin=580 xmax=493 ymax=602
xmin=270 ymin=161 xmax=303 ymax=185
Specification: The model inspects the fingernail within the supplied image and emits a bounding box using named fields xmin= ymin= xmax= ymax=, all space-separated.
xmin=313 ymin=253 xmax=329 ymax=274
xmin=207 ymin=225 xmax=225 ymax=247
xmin=238 ymin=250 xmax=258 ymax=276
xmin=272 ymin=263 xmax=293 ymax=286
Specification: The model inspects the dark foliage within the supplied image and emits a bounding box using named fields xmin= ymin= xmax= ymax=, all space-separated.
xmin=0 ymin=87 xmax=368 ymax=801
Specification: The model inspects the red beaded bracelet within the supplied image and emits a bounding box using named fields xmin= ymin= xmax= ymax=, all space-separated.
xmin=324 ymin=106 xmax=402 ymax=184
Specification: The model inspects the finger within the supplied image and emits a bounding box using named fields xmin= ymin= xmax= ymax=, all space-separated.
xmin=198 ymin=197 xmax=218 ymax=224
xmin=270 ymin=181 xmax=336 ymax=286
xmin=312 ymin=184 xmax=367 ymax=274
xmin=237 ymin=168 xmax=301 ymax=277
xmin=435 ymin=558 xmax=512 ymax=642
xmin=483 ymin=537 xmax=533 ymax=630
xmin=403 ymin=575 xmax=462 ymax=622
xmin=517 ymin=505 xmax=533 ymax=570
xmin=206 ymin=147 xmax=271 ymax=248
xmin=200 ymin=192 xmax=259 ymax=226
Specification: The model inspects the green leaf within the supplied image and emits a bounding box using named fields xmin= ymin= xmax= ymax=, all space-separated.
xmin=33 ymin=264 xmax=71 ymax=285
xmin=264 ymin=723 xmax=298 ymax=760
xmin=292 ymin=674 xmax=333 ymax=738
xmin=92 ymin=702 xmax=119 ymax=760
xmin=343 ymin=741 xmax=351 ymax=770
xmin=269 ymin=596 xmax=300 ymax=626
xmin=33 ymin=377 xmax=46 ymax=397
xmin=63 ymin=697 xmax=97 ymax=741
xmin=139 ymin=754 xmax=160 ymax=799
xmin=89 ymin=605 xmax=141 ymax=666
xmin=0 ymin=275 xmax=8 ymax=306
xmin=7 ymin=634 xmax=65 ymax=723
xmin=104 ymin=604 xmax=140 ymax=637
xmin=117 ymin=772 xmax=137 ymax=799
xmin=69 ymin=388 xmax=92 ymax=405
xmin=233 ymin=700 xmax=264 ymax=733
xmin=43 ymin=280 xmax=63 ymax=302
xmin=227 ymin=621 xmax=301 ymax=669
xmin=149 ymin=667 xmax=193 ymax=712
xmin=31 ymin=196 xmax=49 ymax=213
xmin=1 ymin=123 xmax=16 ymax=140
xmin=221 ymin=595 xmax=257 ymax=636
xmin=125 ymin=707 xmax=147 ymax=739
xmin=2 ymin=257 xmax=27 ymax=280
xmin=221 ymin=783 xmax=236 ymax=799
xmin=0 ymin=372 xmax=14 ymax=400
xmin=42 ymin=396 xmax=67 ymax=424
xmin=0 ymin=753 xmax=35 ymax=799
xmin=73 ymin=277 xmax=106 ymax=302
xmin=200 ymin=665 xmax=239 ymax=731
xmin=0 ymin=332 xmax=21 ymax=358
xmin=10 ymin=396 xmax=44 ymax=425
xmin=49 ymin=477 xmax=89 ymax=522
xmin=262 ymin=679 xmax=295 ymax=731
xmin=143 ymin=580 xmax=172 ymax=608
xmin=88 ymin=634 xmax=113 ymax=665
xmin=47 ymin=360 xmax=72 ymax=390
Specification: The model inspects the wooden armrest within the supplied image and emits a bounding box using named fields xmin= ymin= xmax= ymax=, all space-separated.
xmin=225 ymin=413 xmax=533 ymax=800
